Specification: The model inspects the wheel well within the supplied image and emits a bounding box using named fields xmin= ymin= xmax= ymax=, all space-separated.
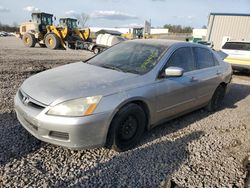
xmin=220 ymin=82 xmax=227 ymax=89
xmin=105 ymin=100 xmax=150 ymax=148
xmin=127 ymin=100 xmax=150 ymax=130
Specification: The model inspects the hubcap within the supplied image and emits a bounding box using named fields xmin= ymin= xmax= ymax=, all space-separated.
xmin=48 ymin=38 xmax=53 ymax=46
xmin=119 ymin=115 xmax=138 ymax=140
xmin=25 ymin=37 xmax=29 ymax=44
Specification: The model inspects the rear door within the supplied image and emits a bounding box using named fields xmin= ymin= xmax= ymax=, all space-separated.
xmin=191 ymin=47 xmax=221 ymax=106
xmin=156 ymin=47 xmax=200 ymax=121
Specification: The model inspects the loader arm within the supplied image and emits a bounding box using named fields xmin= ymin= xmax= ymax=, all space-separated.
xmin=74 ymin=28 xmax=90 ymax=41
xmin=46 ymin=25 xmax=69 ymax=49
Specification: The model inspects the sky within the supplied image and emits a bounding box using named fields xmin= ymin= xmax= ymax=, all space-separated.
xmin=0 ymin=0 xmax=249 ymax=28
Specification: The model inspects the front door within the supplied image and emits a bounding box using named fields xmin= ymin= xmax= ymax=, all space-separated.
xmin=156 ymin=47 xmax=199 ymax=121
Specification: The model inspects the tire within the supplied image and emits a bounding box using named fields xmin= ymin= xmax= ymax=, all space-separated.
xmin=206 ymin=85 xmax=226 ymax=112
xmin=22 ymin=33 xmax=36 ymax=47
xmin=93 ymin=47 xmax=100 ymax=54
xmin=45 ymin=33 xmax=60 ymax=49
xmin=106 ymin=104 xmax=146 ymax=152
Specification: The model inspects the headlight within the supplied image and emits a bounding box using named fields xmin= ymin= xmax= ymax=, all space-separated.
xmin=47 ymin=96 xmax=102 ymax=117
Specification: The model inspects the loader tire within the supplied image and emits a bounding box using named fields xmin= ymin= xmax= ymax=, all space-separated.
xmin=23 ymin=33 xmax=36 ymax=47
xmin=45 ymin=33 xmax=60 ymax=50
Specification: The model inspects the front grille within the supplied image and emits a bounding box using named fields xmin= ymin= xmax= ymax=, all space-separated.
xmin=49 ymin=131 xmax=69 ymax=140
xmin=28 ymin=101 xmax=45 ymax=110
xmin=18 ymin=90 xmax=46 ymax=110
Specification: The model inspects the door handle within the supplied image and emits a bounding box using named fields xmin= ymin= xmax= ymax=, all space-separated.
xmin=190 ymin=77 xmax=199 ymax=82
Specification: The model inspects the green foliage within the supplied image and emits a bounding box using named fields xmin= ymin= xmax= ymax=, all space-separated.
xmin=163 ymin=24 xmax=193 ymax=33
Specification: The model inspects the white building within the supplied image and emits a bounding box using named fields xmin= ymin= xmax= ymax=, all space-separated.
xmin=89 ymin=27 xmax=169 ymax=35
xmin=151 ymin=28 xmax=169 ymax=35
xmin=192 ymin=29 xmax=207 ymax=40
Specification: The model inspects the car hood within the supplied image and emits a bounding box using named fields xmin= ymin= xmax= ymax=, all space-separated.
xmin=21 ymin=62 xmax=139 ymax=106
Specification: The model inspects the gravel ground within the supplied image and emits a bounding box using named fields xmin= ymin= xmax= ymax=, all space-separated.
xmin=0 ymin=37 xmax=250 ymax=187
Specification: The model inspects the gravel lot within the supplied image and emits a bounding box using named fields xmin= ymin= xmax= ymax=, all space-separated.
xmin=0 ymin=37 xmax=250 ymax=187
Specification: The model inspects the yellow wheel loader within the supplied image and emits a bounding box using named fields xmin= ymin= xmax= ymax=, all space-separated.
xmin=58 ymin=18 xmax=91 ymax=49
xmin=19 ymin=12 xmax=54 ymax=48
xmin=19 ymin=12 xmax=91 ymax=50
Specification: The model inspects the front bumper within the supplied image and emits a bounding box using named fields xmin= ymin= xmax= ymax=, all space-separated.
xmin=14 ymin=93 xmax=112 ymax=149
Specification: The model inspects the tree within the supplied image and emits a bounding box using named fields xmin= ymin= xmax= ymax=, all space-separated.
xmin=12 ymin=22 xmax=18 ymax=28
xmin=202 ymin=25 xmax=207 ymax=29
xmin=163 ymin=24 xmax=193 ymax=33
xmin=76 ymin=13 xmax=89 ymax=28
xmin=0 ymin=22 xmax=18 ymax=32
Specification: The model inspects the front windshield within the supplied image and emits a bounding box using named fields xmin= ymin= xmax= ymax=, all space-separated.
xmin=87 ymin=41 xmax=167 ymax=75
xmin=72 ymin=21 xmax=77 ymax=29
xmin=42 ymin=16 xmax=52 ymax=26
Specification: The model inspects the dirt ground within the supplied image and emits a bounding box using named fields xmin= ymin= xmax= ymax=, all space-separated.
xmin=0 ymin=37 xmax=250 ymax=187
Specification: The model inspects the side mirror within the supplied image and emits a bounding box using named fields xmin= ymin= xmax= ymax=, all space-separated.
xmin=164 ymin=67 xmax=184 ymax=77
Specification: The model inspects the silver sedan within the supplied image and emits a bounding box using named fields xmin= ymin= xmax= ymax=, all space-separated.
xmin=14 ymin=39 xmax=232 ymax=151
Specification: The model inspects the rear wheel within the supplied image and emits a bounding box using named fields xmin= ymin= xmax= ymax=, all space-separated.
xmin=23 ymin=33 xmax=36 ymax=47
xmin=206 ymin=85 xmax=226 ymax=112
xmin=93 ymin=47 xmax=100 ymax=54
xmin=45 ymin=33 xmax=60 ymax=49
xmin=106 ymin=104 xmax=146 ymax=152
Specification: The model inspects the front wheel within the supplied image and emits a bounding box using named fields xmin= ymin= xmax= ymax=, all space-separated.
xmin=106 ymin=104 xmax=146 ymax=152
xmin=45 ymin=33 xmax=60 ymax=50
xmin=206 ymin=85 xmax=226 ymax=112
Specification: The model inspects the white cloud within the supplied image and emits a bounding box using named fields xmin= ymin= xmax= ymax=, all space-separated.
xmin=65 ymin=10 xmax=77 ymax=16
xmin=90 ymin=10 xmax=138 ymax=20
xmin=187 ymin=15 xmax=194 ymax=19
xmin=0 ymin=6 xmax=10 ymax=13
xmin=23 ymin=6 xmax=40 ymax=12
xmin=173 ymin=15 xmax=195 ymax=20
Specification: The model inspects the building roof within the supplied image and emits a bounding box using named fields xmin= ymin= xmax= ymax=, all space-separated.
xmin=96 ymin=29 xmax=122 ymax=36
xmin=210 ymin=13 xmax=250 ymax=17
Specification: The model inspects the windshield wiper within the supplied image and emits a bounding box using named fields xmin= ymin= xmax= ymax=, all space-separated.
xmin=100 ymin=64 xmax=124 ymax=72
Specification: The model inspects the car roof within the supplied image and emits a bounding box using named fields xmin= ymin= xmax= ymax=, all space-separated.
xmin=126 ymin=39 xmax=209 ymax=49
xmin=129 ymin=39 xmax=182 ymax=46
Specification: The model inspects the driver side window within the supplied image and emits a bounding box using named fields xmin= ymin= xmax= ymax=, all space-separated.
xmin=166 ymin=47 xmax=195 ymax=72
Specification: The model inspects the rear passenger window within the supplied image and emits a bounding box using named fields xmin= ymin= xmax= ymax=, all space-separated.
xmin=167 ymin=47 xmax=195 ymax=72
xmin=222 ymin=42 xmax=250 ymax=51
xmin=193 ymin=48 xmax=215 ymax=69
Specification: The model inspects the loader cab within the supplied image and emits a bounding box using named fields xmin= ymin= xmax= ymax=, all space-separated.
xmin=133 ymin=27 xmax=143 ymax=39
xmin=59 ymin=18 xmax=78 ymax=30
xmin=31 ymin=12 xmax=53 ymax=32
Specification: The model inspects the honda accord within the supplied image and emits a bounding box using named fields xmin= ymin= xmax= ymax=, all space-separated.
xmin=15 ymin=39 xmax=232 ymax=151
